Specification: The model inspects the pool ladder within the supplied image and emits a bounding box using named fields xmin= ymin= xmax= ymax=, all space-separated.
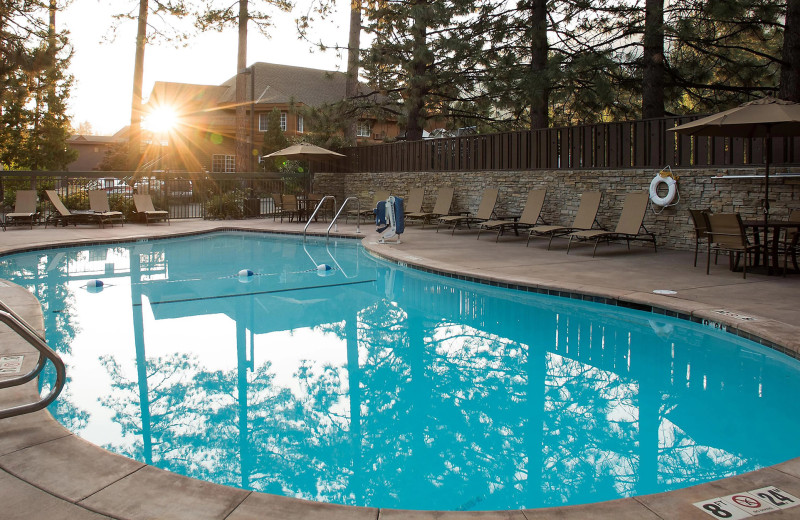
xmin=303 ymin=196 xmax=361 ymax=242
xmin=0 ymin=300 xmax=66 ymax=419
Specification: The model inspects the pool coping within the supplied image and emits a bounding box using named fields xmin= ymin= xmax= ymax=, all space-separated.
xmin=1 ymin=223 xmax=800 ymax=520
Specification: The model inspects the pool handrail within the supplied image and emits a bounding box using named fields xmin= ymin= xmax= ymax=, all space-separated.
xmin=303 ymin=195 xmax=336 ymax=241
xmin=327 ymin=197 xmax=360 ymax=241
xmin=0 ymin=299 xmax=66 ymax=419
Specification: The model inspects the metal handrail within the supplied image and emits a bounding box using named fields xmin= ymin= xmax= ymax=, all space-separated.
xmin=327 ymin=197 xmax=361 ymax=241
xmin=303 ymin=195 xmax=336 ymax=241
xmin=0 ymin=301 xmax=66 ymax=419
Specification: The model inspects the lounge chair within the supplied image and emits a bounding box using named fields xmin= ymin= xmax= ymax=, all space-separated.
xmin=88 ymin=190 xmax=124 ymax=228
xmin=706 ymin=213 xmax=759 ymax=278
xmin=5 ymin=190 xmax=39 ymax=229
xmin=133 ymin=194 xmax=170 ymax=225
xmin=477 ymin=189 xmax=547 ymax=241
xmin=44 ymin=190 xmax=82 ymax=228
xmin=527 ymin=191 xmax=602 ymax=249
xmin=405 ymin=187 xmax=424 ymax=214
xmin=406 ymin=187 xmax=454 ymax=227
xmin=346 ymin=190 xmax=390 ymax=224
xmin=437 ymin=188 xmax=499 ymax=235
xmin=270 ymin=193 xmax=284 ymax=220
xmin=566 ymin=191 xmax=656 ymax=256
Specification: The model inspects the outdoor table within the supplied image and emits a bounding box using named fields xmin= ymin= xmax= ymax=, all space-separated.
xmin=742 ymin=220 xmax=800 ymax=274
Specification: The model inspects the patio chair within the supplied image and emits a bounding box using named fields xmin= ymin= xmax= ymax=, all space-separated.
xmin=706 ymin=213 xmax=759 ymax=278
xmin=133 ymin=194 xmax=170 ymax=225
xmin=566 ymin=192 xmax=657 ymax=256
xmin=477 ymin=189 xmax=547 ymax=241
xmin=88 ymin=190 xmax=124 ymax=228
xmin=406 ymin=187 xmax=454 ymax=228
xmin=280 ymin=194 xmax=302 ymax=222
xmin=437 ymin=188 xmax=499 ymax=235
xmin=689 ymin=208 xmax=712 ymax=267
xmin=306 ymin=193 xmax=332 ymax=221
xmin=527 ymin=191 xmax=602 ymax=249
xmin=270 ymin=193 xmax=284 ymax=221
xmin=5 ymin=190 xmax=39 ymax=229
xmin=346 ymin=190 xmax=390 ymax=224
xmin=404 ymin=187 xmax=425 ymax=214
xmin=782 ymin=209 xmax=800 ymax=274
xmin=44 ymin=190 xmax=81 ymax=228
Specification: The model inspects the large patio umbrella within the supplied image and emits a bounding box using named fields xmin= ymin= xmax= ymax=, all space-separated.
xmin=264 ymin=143 xmax=345 ymax=194
xmin=668 ymin=96 xmax=800 ymax=263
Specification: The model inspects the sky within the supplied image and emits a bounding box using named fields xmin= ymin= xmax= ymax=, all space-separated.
xmin=61 ymin=0 xmax=352 ymax=135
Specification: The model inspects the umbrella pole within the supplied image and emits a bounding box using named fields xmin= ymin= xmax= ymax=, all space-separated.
xmin=764 ymin=132 xmax=771 ymax=274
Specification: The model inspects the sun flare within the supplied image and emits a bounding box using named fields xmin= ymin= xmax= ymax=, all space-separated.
xmin=144 ymin=106 xmax=178 ymax=133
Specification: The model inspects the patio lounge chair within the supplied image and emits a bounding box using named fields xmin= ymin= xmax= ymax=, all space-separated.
xmin=405 ymin=187 xmax=424 ymax=214
xmin=133 ymin=194 xmax=170 ymax=225
xmin=706 ymin=213 xmax=759 ymax=278
xmin=88 ymin=190 xmax=124 ymax=228
xmin=437 ymin=188 xmax=499 ymax=235
xmin=527 ymin=191 xmax=602 ymax=249
xmin=477 ymin=189 xmax=547 ymax=241
xmin=5 ymin=190 xmax=39 ymax=229
xmin=44 ymin=190 xmax=82 ymax=228
xmin=406 ymin=187 xmax=454 ymax=227
xmin=346 ymin=190 xmax=390 ymax=224
xmin=566 ymin=191 xmax=656 ymax=256
xmin=782 ymin=209 xmax=800 ymax=274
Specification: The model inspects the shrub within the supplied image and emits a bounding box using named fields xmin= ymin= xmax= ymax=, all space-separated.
xmin=204 ymin=192 xmax=244 ymax=220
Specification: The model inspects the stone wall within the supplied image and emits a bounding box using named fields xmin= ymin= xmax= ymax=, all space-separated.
xmin=314 ymin=168 xmax=800 ymax=251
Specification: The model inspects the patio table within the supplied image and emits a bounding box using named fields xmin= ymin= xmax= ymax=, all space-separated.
xmin=742 ymin=219 xmax=800 ymax=274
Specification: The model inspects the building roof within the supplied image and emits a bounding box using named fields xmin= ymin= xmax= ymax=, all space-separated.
xmin=216 ymin=62 xmax=362 ymax=107
xmin=67 ymin=134 xmax=122 ymax=144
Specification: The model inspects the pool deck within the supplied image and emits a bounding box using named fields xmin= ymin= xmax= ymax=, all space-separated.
xmin=1 ymin=218 xmax=800 ymax=520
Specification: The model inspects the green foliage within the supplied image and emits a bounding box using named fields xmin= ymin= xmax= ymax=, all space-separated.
xmin=108 ymin=194 xmax=136 ymax=221
xmin=0 ymin=2 xmax=77 ymax=170
xmin=204 ymin=191 xmax=245 ymax=220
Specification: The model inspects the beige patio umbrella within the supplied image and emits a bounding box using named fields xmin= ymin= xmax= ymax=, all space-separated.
xmin=264 ymin=143 xmax=345 ymax=193
xmin=668 ymin=96 xmax=800 ymax=261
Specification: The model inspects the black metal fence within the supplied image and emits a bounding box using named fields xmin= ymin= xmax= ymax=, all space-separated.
xmin=337 ymin=116 xmax=800 ymax=172
xmin=0 ymin=171 xmax=308 ymax=222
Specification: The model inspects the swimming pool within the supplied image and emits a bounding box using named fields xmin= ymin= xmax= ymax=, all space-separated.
xmin=1 ymin=231 xmax=799 ymax=511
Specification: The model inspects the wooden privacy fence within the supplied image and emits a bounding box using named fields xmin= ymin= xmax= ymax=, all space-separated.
xmin=333 ymin=116 xmax=800 ymax=173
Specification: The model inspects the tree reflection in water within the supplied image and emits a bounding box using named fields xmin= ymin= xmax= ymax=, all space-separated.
xmin=0 ymin=234 xmax=798 ymax=511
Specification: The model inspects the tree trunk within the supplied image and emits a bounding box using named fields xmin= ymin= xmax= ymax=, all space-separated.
xmin=344 ymin=0 xmax=362 ymax=145
xmin=129 ymin=0 xmax=148 ymax=171
xmin=642 ymin=0 xmax=665 ymax=118
xmin=780 ymin=0 xmax=800 ymax=101
xmin=529 ymin=0 xmax=548 ymax=130
xmin=405 ymin=0 xmax=429 ymax=142
xmin=235 ymin=0 xmax=250 ymax=173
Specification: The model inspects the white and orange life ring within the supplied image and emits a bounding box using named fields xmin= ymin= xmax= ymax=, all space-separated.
xmin=649 ymin=167 xmax=679 ymax=207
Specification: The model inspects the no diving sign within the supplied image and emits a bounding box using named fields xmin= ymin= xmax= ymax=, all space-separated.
xmin=694 ymin=487 xmax=800 ymax=518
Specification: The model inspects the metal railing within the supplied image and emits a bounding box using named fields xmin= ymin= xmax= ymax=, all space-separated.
xmin=0 ymin=300 xmax=66 ymax=419
xmin=303 ymin=195 xmax=336 ymax=241
xmin=327 ymin=197 xmax=361 ymax=241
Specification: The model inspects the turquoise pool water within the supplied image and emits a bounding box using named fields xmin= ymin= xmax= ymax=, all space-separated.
xmin=1 ymin=231 xmax=799 ymax=511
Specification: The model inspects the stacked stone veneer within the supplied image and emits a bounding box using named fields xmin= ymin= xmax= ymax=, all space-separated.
xmin=314 ymin=168 xmax=800 ymax=251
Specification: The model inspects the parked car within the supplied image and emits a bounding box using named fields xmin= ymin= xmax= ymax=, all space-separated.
xmin=167 ymin=180 xmax=193 ymax=200
xmin=87 ymin=178 xmax=133 ymax=195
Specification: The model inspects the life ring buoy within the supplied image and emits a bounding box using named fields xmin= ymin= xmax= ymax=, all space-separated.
xmin=649 ymin=173 xmax=678 ymax=207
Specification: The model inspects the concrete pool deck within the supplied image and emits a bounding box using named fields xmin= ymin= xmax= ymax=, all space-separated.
xmin=1 ymin=218 xmax=799 ymax=519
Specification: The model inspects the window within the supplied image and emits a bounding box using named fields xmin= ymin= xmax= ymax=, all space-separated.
xmin=280 ymin=112 xmax=287 ymax=131
xmin=212 ymin=154 xmax=235 ymax=173
xmin=258 ymin=113 xmax=269 ymax=132
xmin=297 ymin=115 xmax=304 ymax=133
xmin=356 ymin=120 xmax=372 ymax=138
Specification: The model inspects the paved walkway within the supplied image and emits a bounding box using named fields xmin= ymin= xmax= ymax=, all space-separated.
xmin=1 ymin=218 xmax=799 ymax=519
